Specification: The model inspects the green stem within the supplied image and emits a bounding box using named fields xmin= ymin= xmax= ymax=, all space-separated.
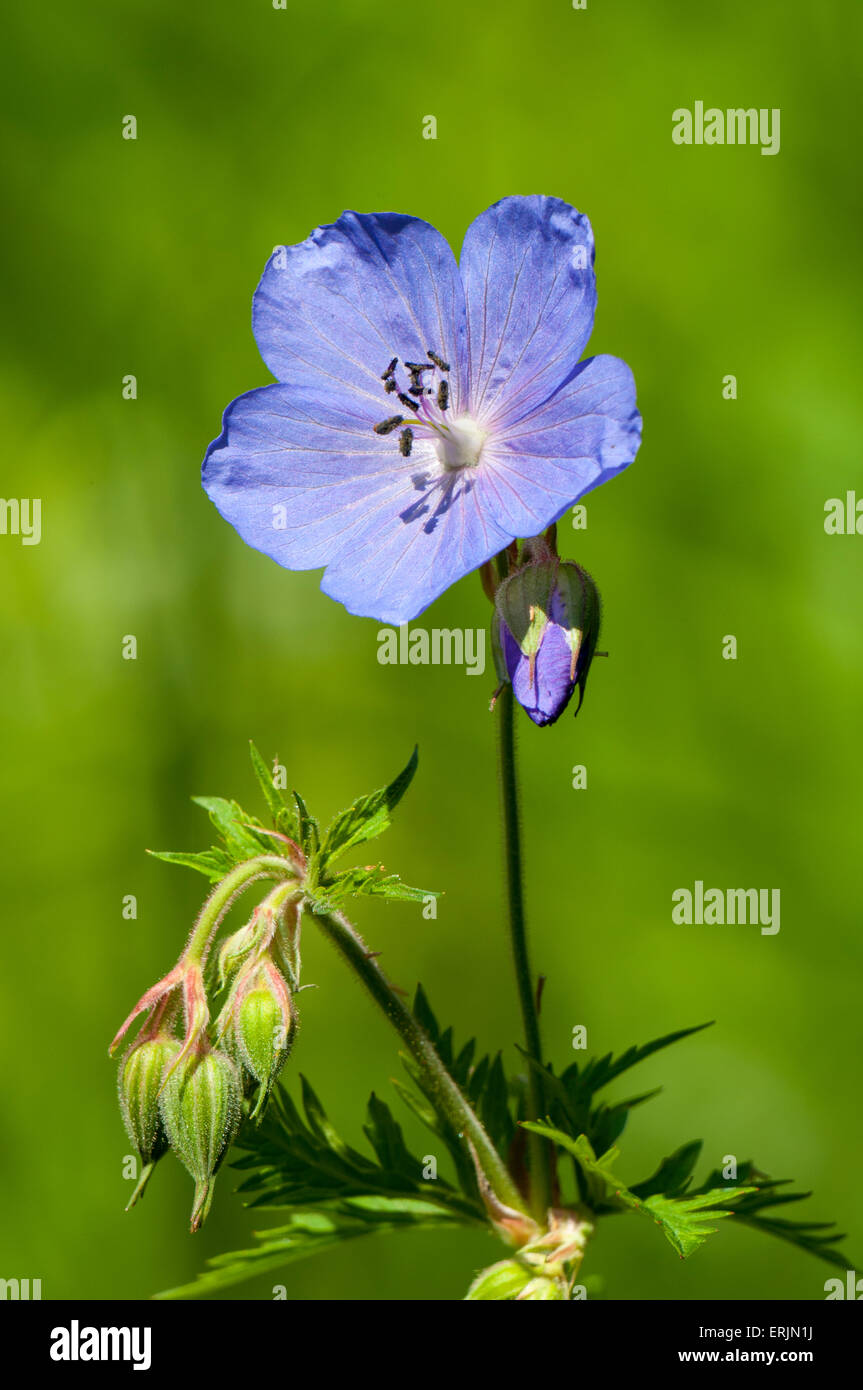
xmin=312 ymin=907 xmax=529 ymax=1219
xmin=497 ymin=683 xmax=552 ymax=1220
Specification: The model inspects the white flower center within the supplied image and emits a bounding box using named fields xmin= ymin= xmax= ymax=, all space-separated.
xmin=434 ymin=415 xmax=486 ymax=471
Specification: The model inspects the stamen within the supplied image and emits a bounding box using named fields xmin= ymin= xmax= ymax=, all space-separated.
xmin=437 ymin=379 xmax=449 ymax=411
xmin=399 ymin=428 xmax=414 ymax=458
xmin=384 ymin=378 xmax=397 ymax=393
xmin=373 ymin=414 xmax=404 ymax=435
xmin=427 ymin=349 xmax=450 ymax=372
xmin=404 ymin=361 xmax=433 ymax=373
xmin=397 ymin=392 xmax=421 ymax=412
xmin=381 ymin=357 xmax=398 ymax=380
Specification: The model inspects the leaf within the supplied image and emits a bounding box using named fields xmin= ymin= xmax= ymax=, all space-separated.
xmin=292 ymin=790 xmax=320 ymax=858
xmin=521 ymin=1127 xmax=754 ymax=1260
xmin=249 ymin=742 xmax=299 ymax=840
xmin=560 ymin=1023 xmax=714 ymax=1104
xmin=155 ymin=1197 xmax=462 ymax=1299
xmin=192 ymin=795 xmax=273 ymax=862
xmin=146 ymin=847 xmax=233 ymax=883
xmin=321 ymin=747 xmax=418 ymax=862
xmin=630 ymin=1141 xmax=704 ymax=1199
xmin=310 ymin=864 xmax=437 ymax=912
xmin=690 ymin=1162 xmax=854 ymax=1271
xmin=640 ymin=1189 xmax=752 ymax=1260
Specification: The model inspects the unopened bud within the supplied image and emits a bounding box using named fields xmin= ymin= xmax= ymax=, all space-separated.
xmin=235 ymin=962 xmax=295 ymax=1116
xmin=159 ymin=1046 xmax=242 ymax=1231
xmin=118 ymin=1034 xmax=181 ymax=1209
xmin=495 ymin=557 xmax=601 ymax=726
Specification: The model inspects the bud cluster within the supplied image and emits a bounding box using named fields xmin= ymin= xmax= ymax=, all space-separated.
xmin=111 ymin=876 xmax=302 ymax=1230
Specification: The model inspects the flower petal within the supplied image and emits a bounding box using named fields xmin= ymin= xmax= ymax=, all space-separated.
xmin=479 ymin=355 xmax=641 ymax=536
xmin=253 ymin=211 xmax=468 ymax=410
xmin=460 ymin=195 xmax=597 ymax=429
xmin=503 ymin=621 xmax=575 ymax=727
xmin=202 ymin=380 xmax=510 ymax=625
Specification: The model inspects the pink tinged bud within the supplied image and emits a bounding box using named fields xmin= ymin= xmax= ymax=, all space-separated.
xmin=235 ymin=962 xmax=295 ymax=1116
xmin=109 ymin=964 xmax=184 ymax=1056
xmin=118 ymin=1035 xmax=182 ymax=1208
xmin=159 ymin=1047 xmax=242 ymax=1232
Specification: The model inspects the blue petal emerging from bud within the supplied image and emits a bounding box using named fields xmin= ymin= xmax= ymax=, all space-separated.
xmin=495 ymin=560 xmax=601 ymax=727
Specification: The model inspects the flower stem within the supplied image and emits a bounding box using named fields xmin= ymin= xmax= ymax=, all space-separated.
xmin=496 ymin=682 xmax=551 ymax=1220
xmin=186 ymin=856 xmax=295 ymax=966
xmin=311 ymin=907 xmax=529 ymax=1219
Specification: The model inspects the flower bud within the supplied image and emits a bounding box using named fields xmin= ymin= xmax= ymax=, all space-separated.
xmin=118 ymin=1034 xmax=181 ymax=1209
xmin=495 ymin=559 xmax=601 ymax=726
xmin=216 ymin=921 xmax=258 ymax=989
xmin=235 ymin=962 xmax=295 ymax=1116
xmin=159 ymin=1046 xmax=242 ymax=1231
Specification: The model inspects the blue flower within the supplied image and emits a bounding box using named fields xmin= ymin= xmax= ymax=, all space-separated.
xmin=203 ymin=195 xmax=641 ymax=625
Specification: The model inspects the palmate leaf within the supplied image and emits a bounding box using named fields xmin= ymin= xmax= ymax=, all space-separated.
xmin=155 ymin=1197 xmax=463 ymax=1300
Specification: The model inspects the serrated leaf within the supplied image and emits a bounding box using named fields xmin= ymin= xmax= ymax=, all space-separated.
xmin=192 ymin=795 xmax=272 ymax=862
xmin=321 ymin=747 xmax=418 ymax=862
xmin=641 ymin=1189 xmax=752 ymax=1260
xmin=521 ymin=1126 xmax=753 ymax=1260
xmin=311 ymin=864 xmax=436 ymax=911
xmin=146 ymin=847 xmax=233 ymax=882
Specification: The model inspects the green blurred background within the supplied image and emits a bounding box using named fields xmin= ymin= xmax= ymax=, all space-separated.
xmin=2 ymin=0 xmax=861 ymax=1301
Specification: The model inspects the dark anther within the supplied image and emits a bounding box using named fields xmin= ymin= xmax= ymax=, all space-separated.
xmin=427 ymin=349 xmax=450 ymax=372
xmin=384 ymin=378 xmax=397 ymax=393
xmin=381 ymin=357 xmax=398 ymax=380
xmin=373 ymin=414 xmax=404 ymax=435
xmin=437 ymin=379 xmax=449 ymax=411
xmin=405 ymin=361 xmax=433 ymax=373
xmin=399 ymin=428 xmax=414 ymax=457
xmin=397 ymin=392 xmax=421 ymax=412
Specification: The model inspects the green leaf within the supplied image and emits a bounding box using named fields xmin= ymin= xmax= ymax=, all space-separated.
xmin=310 ymin=864 xmax=436 ymax=912
xmin=192 ymin=795 xmax=273 ymax=862
xmin=292 ymin=790 xmax=320 ymax=858
xmin=630 ymin=1141 xmax=704 ymax=1199
xmin=521 ymin=1127 xmax=754 ymax=1260
xmin=146 ymin=847 xmax=232 ymax=883
xmin=321 ymin=747 xmax=418 ymax=862
xmin=248 ymin=742 xmax=299 ymax=840
xmin=155 ymin=1197 xmax=463 ymax=1299
xmin=690 ymin=1162 xmax=854 ymax=1271
xmin=561 ymin=1023 xmax=714 ymax=1104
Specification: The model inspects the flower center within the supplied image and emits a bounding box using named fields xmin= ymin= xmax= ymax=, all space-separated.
xmin=434 ymin=414 xmax=486 ymax=471
xmin=371 ymin=351 xmax=483 ymax=470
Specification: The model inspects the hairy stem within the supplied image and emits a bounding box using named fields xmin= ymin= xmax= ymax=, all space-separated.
xmin=311 ymin=907 xmax=529 ymax=1219
xmin=186 ymin=856 xmax=295 ymax=966
xmin=497 ymin=683 xmax=551 ymax=1220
